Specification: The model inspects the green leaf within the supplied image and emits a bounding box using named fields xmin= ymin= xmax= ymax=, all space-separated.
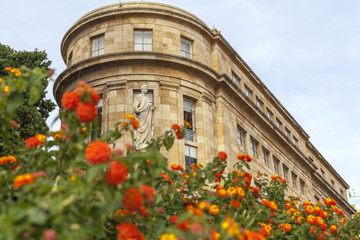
xmin=27 ymin=208 xmax=47 ymax=225
xmin=87 ymin=163 xmax=108 ymax=183
xmin=6 ymin=93 xmax=24 ymax=114
xmin=163 ymin=137 xmax=174 ymax=150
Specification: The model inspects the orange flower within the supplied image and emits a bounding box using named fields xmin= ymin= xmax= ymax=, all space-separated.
xmin=85 ymin=141 xmax=111 ymax=165
xmin=230 ymin=200 xmax=241 ymax=208
xmin=329 ymin=224 xmax=337 ymax=233
xmin=235 ymin=186 xmax=245 ymax=198
xmin=209 ymin=205 xmax=220 ymax=215
xmin=252 ymin=186 xmax=260 ymax=198
xmin=217 ymin=151 xmax=227 ymax=161
xmin=61 ymin=91 xmax=80 ymax=110
xmin=306 ymin=215 xmax=315 ymax=224
xmin=34 ymin=134 xmax=46 ymax=145
xmin=25 ymin=136 xmax=40 ymax=148
xmin=217 ymin=188 xmax=227 ymax=198
xmin=296 ymin=216 xmax=304 ymax=224
xmin=271 ymin=175 xmax=277 ymax=181
xmin=117 ymin=222 xmax=144 ymax=240
xmin=139 ymin=185 xmax=155 ymax=206
xmin=131 ymin=118 xmax=140 ymax=130
xmin=324 ymin=198 xmax=336 ymax=206
xmin=75 ymin=102 xmax=97 ymax=123
xmin=268 ymin=201 xmax=278 ymax=211
xmin=314 ymin=216 xmax=323 ymax=226
xmin=160 ymin=172 xmax=174 ymax=184
xmin=237 ymin=154 xmax=245 ymax=161
xmin=280 ymin=223 xmax=292 ymax=233
xmin=104 ymin=161 xmax=127 ymax=186
xmin=13 ymin=173 xmax=35 ymax=189
xmin=123 ymin=188 xmax=143 ymax=211
xmin=320 ymin=210 xmax=328 ymax=219
xmin=0 ymin=155 xmax=17 ymax=165
xmin=227 ymin=187 xmax=237 ymax=196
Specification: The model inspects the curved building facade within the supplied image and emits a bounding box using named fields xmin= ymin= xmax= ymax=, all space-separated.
xmin=54 ymin=2 xmax=355 ymax=216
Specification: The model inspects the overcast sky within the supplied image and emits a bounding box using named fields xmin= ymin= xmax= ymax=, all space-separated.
xmin=1 ymin=0 xmax=359 ymax=208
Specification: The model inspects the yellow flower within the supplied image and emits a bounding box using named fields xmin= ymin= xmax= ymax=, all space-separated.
xmin=125 ymin=113 xmax=135 ymax=120
xmin=160 ymin=233 xmax=178 ymax=240
xmin=3 ymin=85 xmax=9 ymax=93
xmin=0 ymin=77 xmax=3 ymax=82
xmin=209 ymin=205 xmax=220 ymax=215
xmin=226 ymin=187 xmax=237 ymax=196
xmin=70 ymin=175 xmax=76 ymax=181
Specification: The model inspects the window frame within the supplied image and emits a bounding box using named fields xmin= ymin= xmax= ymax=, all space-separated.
xmin=181 ymin=37 xmax=193 ymax=58
xmin=276 ymin=118 xmax=282 ymax=129
xmin=266 ymin=108 xmax=273 ymax=120
xmin=285 ymin=127 xmax=290 ymax=138
xmin=237 ymin=125 xmax=246 ymax=150
xmin=283 ymin=164 xmax=289 ymax=181
xmin=244 ymin=85 xmax=253 ymax=99
xmin=134 ymin=29 xmax=153 ymax=51
xmin=183 ymin=97 xmax=196 ymax=142
xmin=231 ymin=72 xmax=240 ymax=86
xmin=293 ymin=136 xmax=298 ymax=146
xmin=91 ymin=35 xmax=105 ymax=57
xmin=273 ymin=157 xmax=280 ymax=175
xmin=256 ymin=97 xmax=263 ymax=111
xmin=262 ymin=147 xmax=269 ymax=167
xmin=250 ymin=137 xmax=258 ymax=159
xmin=292 ymin=172 xmax=298 ymax=189
xmin=300 ymin=179 xmax=305 ymax=195
xmin=185 ymin=144 xmax=197 ymax=169
xmin=90 ymin=96 xmax=103 ymax=141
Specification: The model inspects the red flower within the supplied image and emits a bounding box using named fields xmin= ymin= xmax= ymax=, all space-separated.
xmin=245 ymin=155 xmax=252 ymax=162
xmin=175 ymin=130 xmax=182 ymax=139
xmin=104 ymin=161 xmax=128 ymax=186
xmin=42 ymin=229 xmax=57 ymax=240
xmin=75 ymin=102 xmax=97 ymax=123
xmin=117 ymin=222 xmax=144 ymax=240
xmin=217 ymin=151 xmax=227 ymax=161
xmin=123 ymin=188 xmax=143 ymax=211
xmin=237 ymin=154 xmax=245 ymax=161
xmin=25 ymin=137 xmax=40 ymax=148
xmin=172 ymin=124 xmax=181 ymax=131
xmin=139 ymin=185 xmax=155 ymax=206
xmin=10 ymin=120 xmax=19 ymax=128
xmin=252 ymin=186 xmax=260 ymax=198
xmin=85 ymin=141 xmax=111 ymax=165
xmin=61 ymin=91 xmax=80 ymax=110
xmin=170 ymin=215 xmax=178 ymax=223
xmin=131 ymin=118 xmax=139 ymax=130
xmin=230 ymin=200 xmax=241 ymax=208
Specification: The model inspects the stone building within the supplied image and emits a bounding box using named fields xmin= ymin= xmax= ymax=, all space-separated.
xmin=53 ymin=2 xmax=355 ymax=216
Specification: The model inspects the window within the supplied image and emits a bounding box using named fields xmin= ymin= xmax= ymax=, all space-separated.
xmin=231 ymin=72 xmax=240 ymax=85
xmin=331 ymin=179 xmax=335 ymax=188
xmin=285 ymin=128 xmax=290 ymax=138
xmin=254 ymin=181 xmax=262 ymax=194
xmin=185 ymin=145 xmax=197 ymax=169
xmin=250 ymin=138 xmax=258 ymax=159
xmin=292 ymin=172 xmax=297 ymax=189
xmin=134 ymin=30 xmax=152 ymax=51
xmin=266 ymin=108 xmax=273 ymax=120
xmin=262 ymin=148 xmax=269 ymax=167
xmin=181 ymin=37 xmax=193 ymax=58
xmin=320 ymin=169 xmax=325 ymax=178
xmin=273 ymin=157 xmax=280 ymax=175
xmin=237 ymin=126 xmax=246 ymax=149
xmin=256 ymin=97 xmax=263 ymax=111
xmin=90 ymin=97 xmax=103 ymax=141
xmin=183 ymin=98 xmax=196 ymax=142
xmin=314 ymin=195 xmax=320 ymax=203
xmin=293 ymin=136 xmax=298 ymax=146
xmin=244 ymin=85 xmax=252 ymax=99
xmin=300 ymin=179 xmax=305 ymax=195
xmin=91 ymin=35 xmax=105 ymax=57
xmin=340 ymin=189 xmax=344 ymax=197
xmin=283 ymin=164 xmax=289 ymax=181
xmin=276 ymin=118 xmax=282 ymax=129
xmin=68 ymin=51 xmax=73 ymax=66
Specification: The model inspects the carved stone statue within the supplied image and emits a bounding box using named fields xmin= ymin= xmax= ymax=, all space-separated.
xmin=133 ymin=85 xmax=155 ymax=149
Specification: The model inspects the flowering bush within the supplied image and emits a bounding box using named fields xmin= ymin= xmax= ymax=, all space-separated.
xmin=0 ymin=67 xmax=359 ymax=239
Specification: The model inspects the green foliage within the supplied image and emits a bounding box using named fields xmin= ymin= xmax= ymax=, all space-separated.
xmin=0 ymin=43 xmax=56 ymax=154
